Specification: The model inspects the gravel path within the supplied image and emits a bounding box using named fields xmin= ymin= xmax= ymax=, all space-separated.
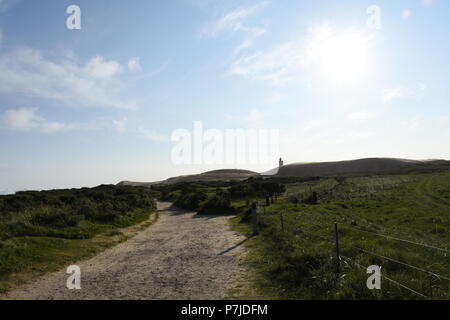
xmin=2 ymin=202 xmax=247 ymax=300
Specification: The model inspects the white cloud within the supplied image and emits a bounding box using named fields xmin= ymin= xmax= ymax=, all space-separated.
xmin=233 ymin=39 xmax=253 ymax=57
xmin=1 ymin=108 xmax=69 ymax=133
xmin=85 ymin=56 xmax=122 ymax=78
xmin=382 ymin=84 xmax=426 ymax=103
xmin=0 ymin=48 xmax=136 ymax=109
xmin=127 ymin=57 xmax=141 ymax=72
xmin=202 ymin=1 xmax=269 ymax=38
xmin=228 ymin=23 xmax=374 ymax=86
xmin=382 ymin=87 xmax=412 ymax=103
xmin=229 ymin=40 xmax=304 ymax=85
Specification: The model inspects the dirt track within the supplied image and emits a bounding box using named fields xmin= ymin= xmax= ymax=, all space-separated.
xmin=2 ymin=202 xmax=247 ymax=300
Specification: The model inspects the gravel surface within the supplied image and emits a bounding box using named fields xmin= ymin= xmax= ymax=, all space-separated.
xmin=2 ymin=202 xmax=247 ymax=300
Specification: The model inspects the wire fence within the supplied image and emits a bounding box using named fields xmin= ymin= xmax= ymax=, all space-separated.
xmin=345 ymin=225 xmax=450 ymax=253
xmin=340 ymin=254 xmax=431 ymax=299
xmin=251 ymin=201 xmax=449 ymax=300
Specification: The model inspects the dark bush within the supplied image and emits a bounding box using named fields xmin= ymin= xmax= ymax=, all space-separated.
xmin=198 ymin=191 xmax=236 ymax=215
xmin=174 ymin=191 xmax=208 ymax=211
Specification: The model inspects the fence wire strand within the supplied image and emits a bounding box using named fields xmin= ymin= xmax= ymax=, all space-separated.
xmin=343 ymin=225 xmax=449 ymax=253
xmin=340 ymin=254 xmax=430 ymax=299
xmin=346 ymin=245 xmax=450 ymax=281
xmin=257 ymin=205 xmax=448 ymax=299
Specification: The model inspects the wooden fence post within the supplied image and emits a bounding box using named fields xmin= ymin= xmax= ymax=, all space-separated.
xmin=251 ymin=202 xmax=258 ymax=235
xmin=334 ymin=223 xmax=340 ymax=280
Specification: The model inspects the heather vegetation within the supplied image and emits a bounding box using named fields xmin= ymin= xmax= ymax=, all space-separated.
xmin=0 ymin=185 xmax=157 ymax=292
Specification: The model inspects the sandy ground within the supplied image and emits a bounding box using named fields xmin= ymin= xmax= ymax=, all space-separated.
xmin=2 ymin=202 xmax=247 ymax=300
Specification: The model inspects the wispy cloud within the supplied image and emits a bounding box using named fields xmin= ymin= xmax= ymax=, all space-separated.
xmin=228 ymin=39 xmax=304 ymax=85
xmin=382 ymin=87 xmax=412 ymax=103
xmin=0 ymin=47 xmax=136 ymax=109
xmin=1 ymin=108 xmax=70 ymax=133
xmin=86 ymin=56 xmax=123 ymax=78
xmin=382 ymin=84 xmax=426 ymax=103
xmin=127 ymin=57 xmax=141 ymax=72
xmin=228 ymin=22 xmax=374 ymax=86
xmin=129 ymin=60 xmax=169 ymax=83
xmin=202 ymin=1 xmax=269 ymax=38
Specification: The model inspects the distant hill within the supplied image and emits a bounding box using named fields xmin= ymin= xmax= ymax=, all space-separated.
xmin=271 ymin=158 xmax=450 ymax=178
xmin=118 ymin=158 xmax=450 ymax=187
xmin=117 ymin=169 xmax=258 ymax=187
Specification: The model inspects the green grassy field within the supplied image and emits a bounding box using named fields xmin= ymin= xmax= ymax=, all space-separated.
xmin=231 ymin=171 xmax=450 ymax=300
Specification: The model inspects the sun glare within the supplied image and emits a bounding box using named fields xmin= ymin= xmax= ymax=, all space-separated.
xmin=308 ymin=27 xmax=373 ymax=86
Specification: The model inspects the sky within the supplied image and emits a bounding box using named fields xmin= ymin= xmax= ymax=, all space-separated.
xmin=0 ymin=0 xmax=449 ymax=193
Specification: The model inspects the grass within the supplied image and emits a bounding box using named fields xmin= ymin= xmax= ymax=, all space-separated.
xmin=0 ymin=208 xmax=157 ymax=294
xmin=230 ymin=170 xmax=450 ymax=300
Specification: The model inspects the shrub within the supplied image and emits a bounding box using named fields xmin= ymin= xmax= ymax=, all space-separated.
xmin=198 ymin=191 xmax=236 ymax=215
xmin=0 ymin=185 xmax=157 ymax=240
xmin=174 ymin=191 xmax=208 ymax=211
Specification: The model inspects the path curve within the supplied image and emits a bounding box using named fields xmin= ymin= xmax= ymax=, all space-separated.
xmin=2 ymin=202 xmax=246 ymax=300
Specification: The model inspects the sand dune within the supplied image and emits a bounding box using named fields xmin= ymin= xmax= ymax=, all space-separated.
xmin=118 ymin=158 xmax=450 ymax=187
xmin=274 ymin=158 xmax=450 ymax=177
xmin=118 ymin=169 xmax=258 ymax=187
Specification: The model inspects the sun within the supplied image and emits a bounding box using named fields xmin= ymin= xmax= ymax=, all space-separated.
xmin=308 ymin=27 xmax=373 ymax=86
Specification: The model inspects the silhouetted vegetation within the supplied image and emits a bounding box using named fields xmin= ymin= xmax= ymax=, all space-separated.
xmin=154 ymin=178 xmax=286 ymax=214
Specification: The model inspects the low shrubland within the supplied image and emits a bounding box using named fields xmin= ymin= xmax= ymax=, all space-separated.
xmin=0 ymin=185 xmax=157 ymax=293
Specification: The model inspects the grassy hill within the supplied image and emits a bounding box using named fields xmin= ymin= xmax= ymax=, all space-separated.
xmin=119 ymin=158 xmax=450 ymax=187
xmin=273 ymin=158 xmax=450 ymax=177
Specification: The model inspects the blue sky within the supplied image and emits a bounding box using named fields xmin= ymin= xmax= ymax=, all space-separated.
xmin=0 ymin=0 xmax=449 ymax=192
